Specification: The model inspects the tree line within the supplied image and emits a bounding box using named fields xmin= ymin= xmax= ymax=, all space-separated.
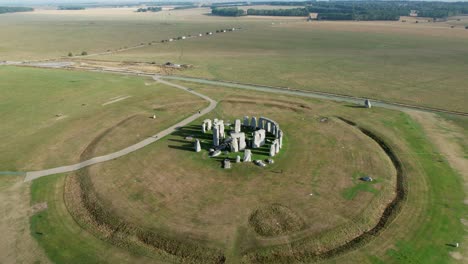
xmin=210 ymin=1 xmax=468 ymax=20
xmin=211 ymin=7 xmax=245 ymax=17
xmin=0 ymin=6 xmax=34 ymax=14
xmin=247 ymin=8 xmax=309 ymax=17
xmin=136 ymin=7 xmax=162 ymax=12
xmin=58 ymin=6 xmax=85 ymax=10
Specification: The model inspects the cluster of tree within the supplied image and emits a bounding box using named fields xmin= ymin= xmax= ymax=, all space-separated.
xmin=57 ymin=6 xmax=85 ymax=10
xmin=211 ymin=7 xmax=245 ymax=17
xmin=136 ymin=7 xmax=162 ymax=12
xmin=0 ymin=6 xmax=33 ymax=14
xmin=256 ymin=1 xmax=314 ymax=6
xmin=173 ymin=5 xmax=197 ymax=10
xmin=67 ymin=51 xmax=88 ymax=57
xmin=208 ymin=1 xmax=468 ymax=20
xmin=307 ymin=1 xmax=468 ymax=20
xmin=209 ymin=2 xmax=249 ymax=8
xmin=247 ymin=8 xmax=309 ymax=17
xmin=140 ymin=1 xmax=194 ymax=6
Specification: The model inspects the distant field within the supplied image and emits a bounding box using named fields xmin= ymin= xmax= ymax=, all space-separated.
xmin=0 ymin=7 xmax=242 ymax=60
xmin=1 ymin=8 xmax=466 ymax=112
xmin=94 ymin=18 xmax=468 ymax=112
xmin=0 ymin=66 xmax=205 ymax=171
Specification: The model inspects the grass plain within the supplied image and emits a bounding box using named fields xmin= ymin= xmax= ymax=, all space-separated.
xmin=22 ymin=80 xmax=466 ymax=263
xmin=0 ymin=66 xmax=206 ymax=171
xmin=69 ymin=91 xmax=396 ymax=260
xmin=0 ymin=5 xmax=466 ymax=264
xmin=0 ymin=8 xmax=467 ymax=111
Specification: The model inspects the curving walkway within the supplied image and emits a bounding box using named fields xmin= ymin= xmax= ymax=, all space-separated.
xmin=23 ymin=77 xmax=217 ymax=182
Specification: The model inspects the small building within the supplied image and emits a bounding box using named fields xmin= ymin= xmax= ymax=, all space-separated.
xmin=410 ymin=10 xmax=418 ymax=17
xmin=307 ymin=13 xmax=318 ymax=21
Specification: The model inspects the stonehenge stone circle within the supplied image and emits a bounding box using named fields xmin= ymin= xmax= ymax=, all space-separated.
xmin=197 ymin=116 xmax=284 ymax=168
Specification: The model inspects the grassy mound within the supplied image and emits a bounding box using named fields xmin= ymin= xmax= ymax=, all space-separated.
xmin=249 ymin=203 xmax=305 ymax=237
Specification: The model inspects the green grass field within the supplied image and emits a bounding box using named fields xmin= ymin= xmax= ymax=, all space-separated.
xmin=0 ymin=66 xmax=206 ymax=171
xmin=0 ymin=6 xmax=466 ymax=264
xmin=23 ymin=81 xmax=466 ymax=263
xmin=1 ymin=8 xmax=466 ymax=112
xmin=91 ymin=16 xmax=468 ymax=113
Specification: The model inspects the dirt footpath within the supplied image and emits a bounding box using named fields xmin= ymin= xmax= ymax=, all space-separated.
xmin=0 ymin=177 xmax=50 ymax=264
xmin=409 ymin=111 xmax=468 ymax=263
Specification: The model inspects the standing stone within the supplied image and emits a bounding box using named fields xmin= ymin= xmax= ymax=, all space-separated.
xmin=266 ymin=122 xmax=272 ymax=133
xmin=194 ymin=139 xmax=201 ymax=152
xmin=204 ymin=119 xmax=212 ymax=130
xmin=231 ymin=137 xmax=239 ymax=152
xmin=243 ymin=116 xmax=250 ymax=127
xmin=230 ymin=132 xmax=246 ymax=151
xmin=202 ymin=122 xmax=206 ymax=133
xmin=274 ymin=139 xmax=280 ymax=153
xmin=251 ymin=116 xmax=257 ymax=129
xmin=213 ymin=127 xmax=220 ymax=146
xmin=365 ymin=99 xmax=372 ymax=109
xmin=272 ymin=124 xmax=276 ymax=135
xmin=253 ymin=129 xmax=266 ymax=148
xmin=278 ymin=130 xmax=283 ymax=148
xmin=219 ymin=122 xmax=225 ymax=139
xmin=234 ymin=119 xmax=241 ymax=133
xmin=238 ymin=133 xmax=246 ymax=150
xmin=243 ymin=149 xmax=252 ymax=162
xmin=258 ymin=118 xmax=264 ymax=129
xmin=236 ymin=155 xmax=241 ymax=163
xmin=223 ymin=159 xmax=231 ymax=169
xmin=270 ymin=144 xmax=276 ymax=157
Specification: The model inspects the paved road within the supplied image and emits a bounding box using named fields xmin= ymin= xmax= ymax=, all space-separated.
xmin=23 ymin=77 xmax=217 ymax=182
xmin=8 ymin=60 xmax=466 ymax=116
xmin=160 ymin=75 xmax=468 ymax=117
